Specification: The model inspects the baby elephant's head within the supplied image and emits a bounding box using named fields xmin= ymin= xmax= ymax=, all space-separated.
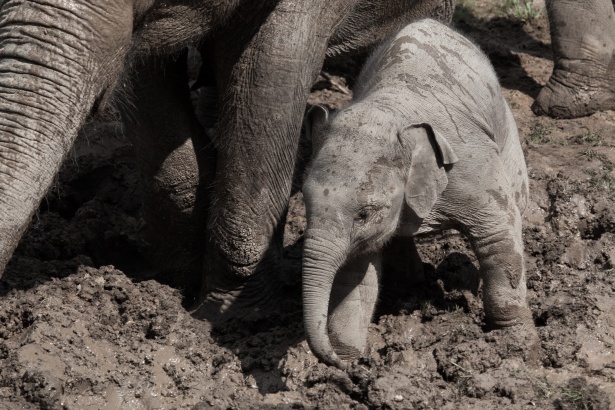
xmin=301 ymin=104 xmax=458 ymax=367
xmin=303 ymin=104 xmax=458 ymax=258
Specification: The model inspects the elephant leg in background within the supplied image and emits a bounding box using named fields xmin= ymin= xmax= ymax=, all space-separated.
xmin=199 ymin=0 xmax=356 ymax=314
xmin=326 ymin=0 xmax=457 ymax=58
xmin=533 ymin=0 xmax=615 ymax=118
xmin=328 ymin=252 xmax=381 ymax=360
xmin=124 ymin=53 xmax=215 ymax=302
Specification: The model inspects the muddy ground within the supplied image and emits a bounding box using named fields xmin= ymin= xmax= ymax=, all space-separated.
xmin=2 ymin=2 xmax=615 ymax=409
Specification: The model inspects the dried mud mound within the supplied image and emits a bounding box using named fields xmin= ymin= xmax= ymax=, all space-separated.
xmin=3 ymin=3 xmax=615 ymax=409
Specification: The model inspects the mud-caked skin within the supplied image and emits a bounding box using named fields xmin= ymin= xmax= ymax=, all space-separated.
xmin=0 ymin=0 xmax=457 ymax=311
xmin=302 ymin=19 xmax=536 ymax=368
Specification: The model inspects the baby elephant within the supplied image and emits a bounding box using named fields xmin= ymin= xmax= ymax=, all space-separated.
xmin=302 ymin=19 xmax=534 ymax=368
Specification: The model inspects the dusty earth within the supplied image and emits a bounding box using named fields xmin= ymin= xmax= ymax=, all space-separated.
xmin=2 ymin=2 xmax=615 ymax=408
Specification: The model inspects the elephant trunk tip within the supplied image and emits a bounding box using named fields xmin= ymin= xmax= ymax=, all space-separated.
xmin=325 ymin=351 xmax=347 ymax=370
xmin=310 ymin=344 xmax=346 ymax=370
xmin=304 ymin=327 xmax=347 ymax=369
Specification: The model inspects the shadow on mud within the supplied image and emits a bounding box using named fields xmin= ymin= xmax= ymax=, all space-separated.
xmin=454 ymin=12 xmax=552 ymax=99
xmin=378 ymin=249 xmax=481 ymax=323
xmin=185 ymin=231 xmax=305 ymax=395
xmin=0 ymin=122 xmax=153 ymax=297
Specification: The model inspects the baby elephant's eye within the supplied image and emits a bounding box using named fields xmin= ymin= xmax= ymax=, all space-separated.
xmin=357 ymin=209 xmax=370 ymax=220
xmin=355 ymin=206 xmax=378 ymax=223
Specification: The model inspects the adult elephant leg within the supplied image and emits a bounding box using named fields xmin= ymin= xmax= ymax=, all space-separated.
xmin=124 ymin=53 xmax=215 ymax=300
xmin=532 ymin=0 xmax=615 ymax=118
xmin=0 ymin=0 xmax=134 ymax=275
xmin=328 ymin=252 xmax=381 ymax=360
xmin=326 ymin=0 xmax=456 ymax=58
xmin=200 ymin=0 xmax=356 ymax=315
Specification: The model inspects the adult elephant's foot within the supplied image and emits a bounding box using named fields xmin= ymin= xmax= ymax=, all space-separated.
xmin=533 ymin=0 xmax=615 ymax=119
xmin=124 ymin=54 xmax=214 ymax=297
xmin=192 ymin=243 xmax=297 ymax=323
xmin=532 ymin=62 xmax=615 ymax=119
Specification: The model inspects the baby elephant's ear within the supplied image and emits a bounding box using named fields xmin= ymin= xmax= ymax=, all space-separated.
xmin=400 ymin=123 xmax=459 ymax=219
xmin=304 ymin=104 xmax=330 ymax=152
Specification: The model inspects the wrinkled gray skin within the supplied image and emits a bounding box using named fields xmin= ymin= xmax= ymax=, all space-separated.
xmin=533 ymin=0 xmax=615 ymax=118
xmin=0 ymin=0 xmax=456 ymax=310
xmin=302 ymin=19 xmax=535 ymax=368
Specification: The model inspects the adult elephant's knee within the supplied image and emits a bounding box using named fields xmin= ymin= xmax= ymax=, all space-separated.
xmin=124 ymin=53 xmax=214 ymax=295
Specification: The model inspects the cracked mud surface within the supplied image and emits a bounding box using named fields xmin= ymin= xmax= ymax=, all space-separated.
xmin=2 ymin=2 xmax=615 ymax=408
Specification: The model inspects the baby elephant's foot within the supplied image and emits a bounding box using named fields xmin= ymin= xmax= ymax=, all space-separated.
xmin=488 ymin=323 xmax=541 ymax=365
xmin=485 ymin=306 xmax=540 ymax=365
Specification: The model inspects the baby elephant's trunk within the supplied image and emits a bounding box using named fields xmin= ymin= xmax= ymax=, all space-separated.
xmin=302 ymin=230 xmax=348 ymax=369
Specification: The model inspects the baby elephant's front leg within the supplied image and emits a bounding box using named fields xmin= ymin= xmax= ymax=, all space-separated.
xmin=468 ymin=202 xmax=539 ymax=362
xmin=473 ymin=225 xmax=530 ymax=328
xmin=454 ymin=160 xmax=538 ymax=361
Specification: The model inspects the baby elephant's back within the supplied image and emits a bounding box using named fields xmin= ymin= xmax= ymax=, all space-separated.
xmin=355 ymin=19 xmax=503 ymax=132
xmin=355 ymin=19 xmax=528 ymax=212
